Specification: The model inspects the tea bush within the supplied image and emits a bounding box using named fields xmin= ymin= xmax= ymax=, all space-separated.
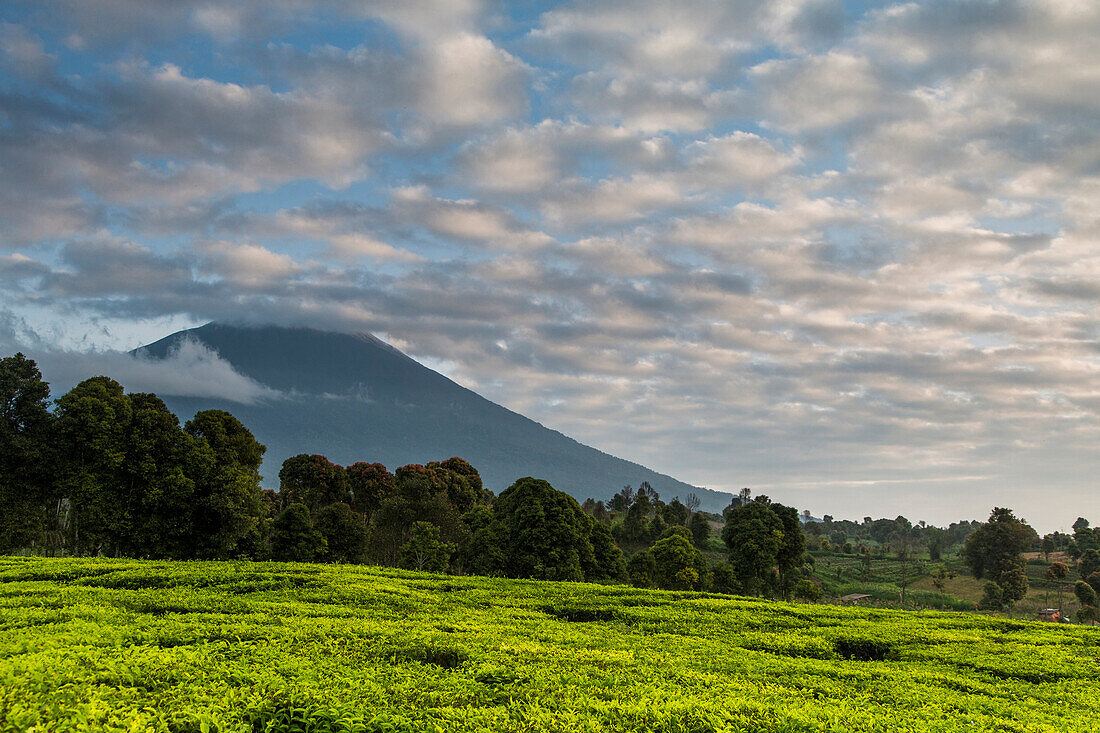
xmin=2 ymin=556 xmax=1098 ymax=732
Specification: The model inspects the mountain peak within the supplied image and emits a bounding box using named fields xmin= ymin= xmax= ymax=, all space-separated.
xmin=139 ymin=322 xmax=730 ymax=510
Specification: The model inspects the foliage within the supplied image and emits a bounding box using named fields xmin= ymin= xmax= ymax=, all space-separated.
xmin=710 ymin=561 xmax=740 ymax=595
xmin=0 ymin=353 xmax=56 ymax=554
xmin=279 ymin=454 xmax=350 ymax=513
xmin=587 ymin=519 xmax=626 ymax=582
xmin=402 ymin=521 xmax=456 ymax=572
xmin=1074 ymin=580 xmax=1097 ymax=608
xmin=721 ymin=498 xmax=806 ymax=598
xmin=962 ymin=507 xmax=1035 ymax=605
xmin=794 ymin=579 xmax=823 ymax=601
xmin=3 ymin=556 xmax=1100 ymax=732
xmin=55 ymin=376 xmax=133 ymax=556
xmin=627 ymin=550 xmax=655 ymax=588
xmin=978 ymin=581 xmax=1004 ymax=611
xmin=649 ymin=529 xmax=708 ymax=591
xmin=270 ymin=504 xmax=327 ymax=562
xmin=183 ymin=409 xmax=267 ymax=559
xmin=688 ymin=512 xmax=710 ymax=546
xmin=1079 ymin=548 xmax=1100 ymax=578
xmin=314 ymin=502 xmax=368 ymax=563
xmin=477 ymin=477 xmax=597 ymax=582
xmin=346 ymin=461 xmax=394 ymax=516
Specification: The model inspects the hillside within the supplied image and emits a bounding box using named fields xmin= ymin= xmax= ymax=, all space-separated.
xmin=2 ymin=557 xmax=1098 ymax=732
xmin=137 ymin=323 xmax=725 ymax=509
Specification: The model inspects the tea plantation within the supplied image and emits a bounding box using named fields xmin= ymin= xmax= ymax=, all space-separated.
xmin=2 ymin=557 xmax=1098 ymax=732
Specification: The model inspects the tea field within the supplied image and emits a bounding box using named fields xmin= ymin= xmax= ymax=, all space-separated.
xmin=2 ymin=557 xmax=1099 ymax=732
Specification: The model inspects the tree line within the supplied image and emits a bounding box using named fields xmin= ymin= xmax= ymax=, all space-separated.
xmin=0 ymin=352 xmax=813 ymax=599
xmin=4 ymin=352 xmax=1093 ymax=614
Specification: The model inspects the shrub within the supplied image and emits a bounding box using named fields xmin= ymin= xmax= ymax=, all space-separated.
xmin=978 ymin=581 xmax=1004 ymax=611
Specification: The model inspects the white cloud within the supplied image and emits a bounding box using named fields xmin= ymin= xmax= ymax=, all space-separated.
xmin=415 ymin=33 xmax=529 ymax=127
xmin=4 ymin=0 xmax=1100 ymax=529
xmin=32 ymin=338 xmax=281 ymax=404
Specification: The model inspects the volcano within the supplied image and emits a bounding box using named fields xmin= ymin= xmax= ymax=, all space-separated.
xmin=137 ymin=323 xmax=731 ymax=510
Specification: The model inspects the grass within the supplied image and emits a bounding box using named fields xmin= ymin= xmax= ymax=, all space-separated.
xmin=2 ymin=556 xmax=1099 ymax=732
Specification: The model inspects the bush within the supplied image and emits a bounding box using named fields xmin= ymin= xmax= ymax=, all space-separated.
xmin=1074 ymin=580 xmax=1098 ymax=608
xmin=834 ymin=638 xmax=897 ymax=662
xmin=978 ymin=581 xmax=1004 ymax=611
xmin=794 ymin=579 xmax=823 ymax=602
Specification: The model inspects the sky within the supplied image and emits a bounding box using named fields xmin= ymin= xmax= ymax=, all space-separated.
xmin=0 ymin=0 xmax=1097 ymax=532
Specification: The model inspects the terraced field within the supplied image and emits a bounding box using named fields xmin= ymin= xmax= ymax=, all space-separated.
xmin=2 ymin=557 xmax=1098 ymax=732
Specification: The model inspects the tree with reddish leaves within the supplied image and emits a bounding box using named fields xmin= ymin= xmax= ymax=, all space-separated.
xmin=278 ymin=454 xmax=350 ymax=513
xmin=346 ymin=462 xmax=394 ymax=517
xmin=427 ymin=457 xmax=486 ymax=512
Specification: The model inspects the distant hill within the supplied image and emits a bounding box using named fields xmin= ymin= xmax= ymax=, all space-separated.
xmin=136 ymin=323 xmax=731 ymax=511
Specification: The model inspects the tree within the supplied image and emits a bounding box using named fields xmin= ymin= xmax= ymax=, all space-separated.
xmin=627 ymin=550 xmax=655 ymax=588
xmin=55 ymin=376 xmax=133 ymax=556
xmin=0 ymin=353 xmax=57 ymax=554
xmin=402 ymin=521 xmax=456 ymax=572
xmin=688 ymin=512 xmax=711 ymax=546
xmin=1049 ymin=561 xmax=1069 ymax=612
xmin=270 ymin=503 xmax=327 ymax=561
xmin=661 ymin=498 xmax=688 ymax=527
xmin=279 ymin=454 xmax=349 ymax=513
xmin=794 ymin=579 xmax=822 ymax=602
xmin=368 ymin=491 xmax=469 ymax=570
xmin=1041 ymin=534 xmax=1056 ymax=562
xmin=962 ymin=507 xmax=1036 ymax=605
xmin=1079 ymin=548 xmax=1100 ymax=578
xmin=346 ymin=462 xmax=394 ymax=517
xmin=121 ymin=393 xmax=205 ymax=559
xmin=649 ymin=528 xmax=709 ymax=591
xmin=427 ymin=457 xmax=486 ymax=512
xmin=587 ymin=518 xmax=626 ymax=581
xmin=622 ymin=495 xmax=651 ymax=542
xmin=722 ymin=500 xmax=783 ymax=596
xmin=979 ymin=581 xmax=1004 ymax=611
xmin=184 ymin=410 xmax=266 ymax=559
xmin=1074 ymin=580 xmax=1098 ymax=624
xmin=770 ymin=502 xmax=808 ymax=600
xmin=710 ymin=562 xmax=740 ymax=595
xmin=477 ymin=477 xmax=598 ymax=582
xmin=314 ymin=502 xmax=368 ymax=563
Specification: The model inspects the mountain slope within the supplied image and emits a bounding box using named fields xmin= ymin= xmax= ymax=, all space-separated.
xmin=137 ymin=323 xmax=731 ymax=510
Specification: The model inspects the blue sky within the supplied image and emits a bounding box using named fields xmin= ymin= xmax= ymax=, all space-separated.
xmin=1 ymin=0 xmax=1098 ymax=530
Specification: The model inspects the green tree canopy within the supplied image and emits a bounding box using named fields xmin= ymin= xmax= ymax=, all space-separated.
xmin=962 ymin=507 xmax=1036 ymax=605
xmin=478 ymin=477 xmax=599 ymax=582
xmin=649 ymin=528 xmax=708 ymax=591
xmin=587 ymin=518 xmax=626 ymax=582
xmin=314 ymin=502 xmax=368 ymax=563
xmin=721 ymin=499 xmax=784 ymax=596
xmin=184 ymin=410 xmax=266 ymax=559
xmin=0 ymin=353 xmax=57 ymax=553
xmin=270 ymin=503 xmax=326 ymax=562
xmin=401 ymin=521 xmax=456 ymax=572
xmin=688 ymin=512 xmax=711 ymax=546
xmin=122 ymin=393 xmax=206 ymax=559
xmin=55 ymin=376 xmax=133 ymax=556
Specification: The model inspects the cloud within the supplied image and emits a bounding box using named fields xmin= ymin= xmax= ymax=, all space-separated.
xmin=414 ymin=32 xmax=529 ymax=127
xmin=30 ymin=337 xmax=281 ymax=404
xmin=3 ymin=0 xmax=1100 ymax=529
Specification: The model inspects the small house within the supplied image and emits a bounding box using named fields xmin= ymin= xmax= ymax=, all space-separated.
xmin=1038 ymin=608 xmax=1062 ymax=623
